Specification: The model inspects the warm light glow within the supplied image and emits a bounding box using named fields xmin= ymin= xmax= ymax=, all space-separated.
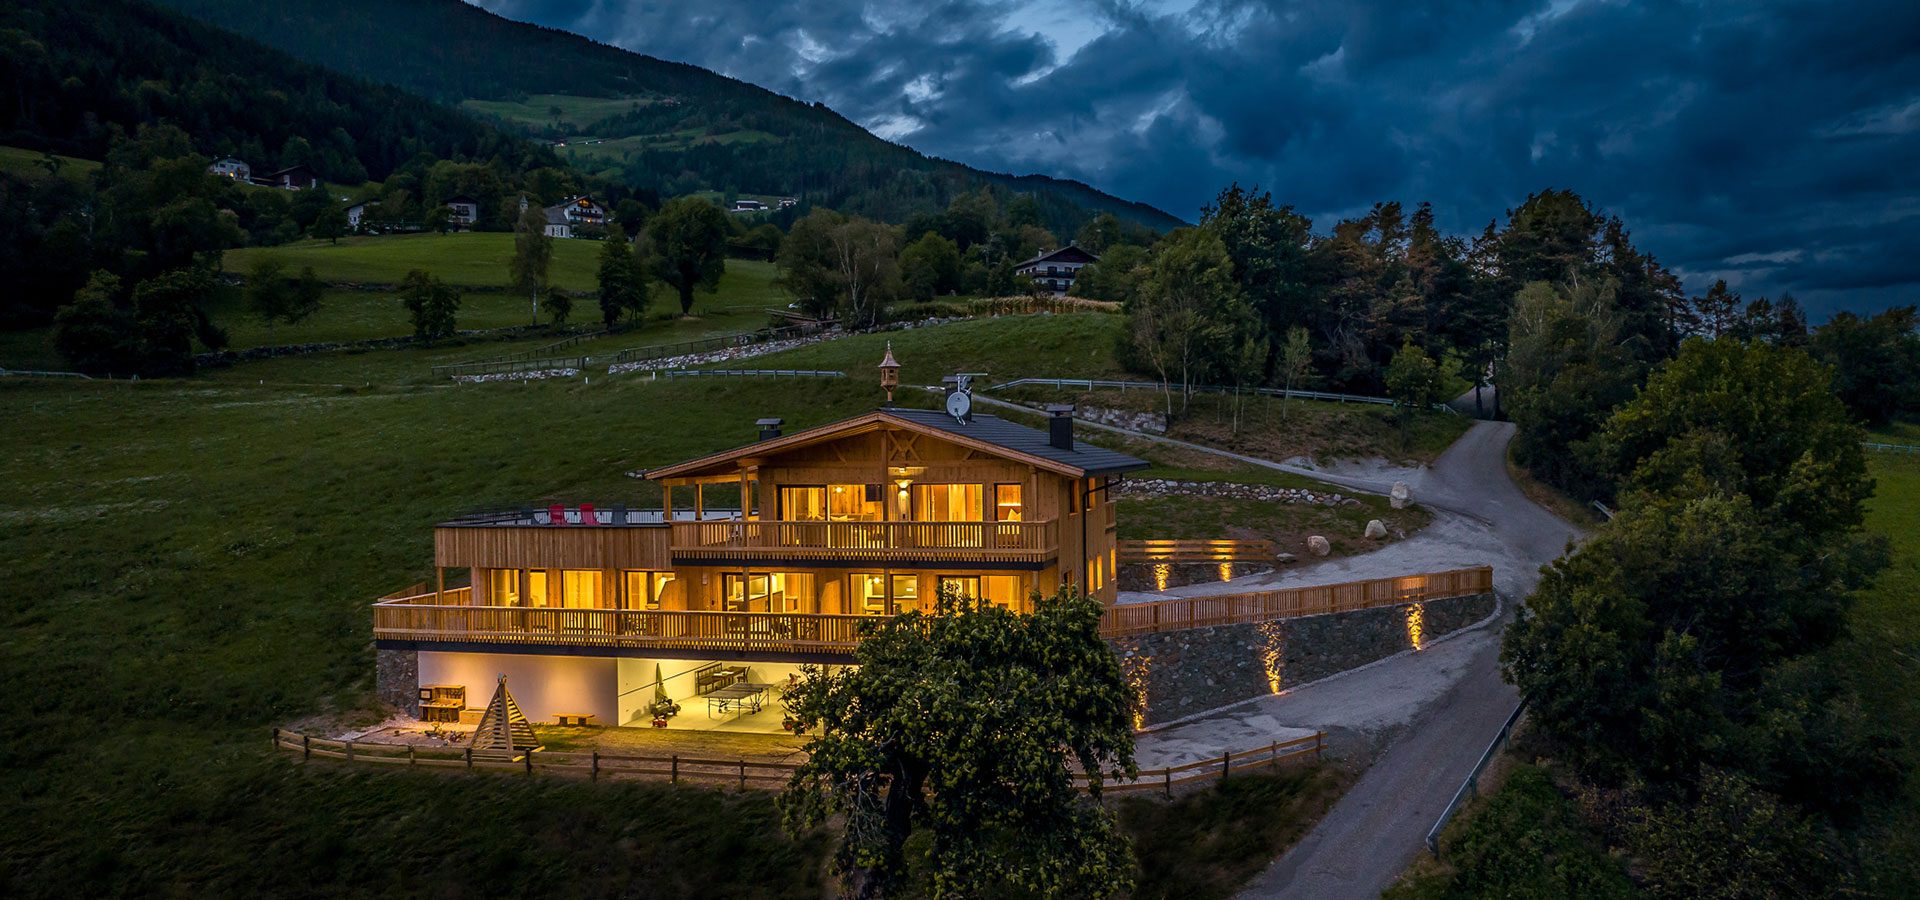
xmin=1218 ymin=563 xmax=1233 ymax=583
xmin=1120 ymin=649 xmax=1152 ymax=731
xmin=1257 ymin=621 xmax=1286 ymax=694
xmin=1152 ymin=564 xmax=1171 ymax=592
xmin=1406 ymin=602 xmax=1425 ymax=651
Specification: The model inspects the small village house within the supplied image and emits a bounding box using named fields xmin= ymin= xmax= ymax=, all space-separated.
xmin=257 ymin=164 xmax=320 ymax=190
xmin=444 ymin=195 xmax=480 ymax=229
xmin=373 ymin=356 xmax=1144 ymax=731
xmin=345 ymin=201 xmax=377 ymax=231
xmin=541 ymin=194 xmax=605 ymax=238
xmin=1015 ymin=245 xmax=1099 ymax=295
xmin=207 ymin=157 xmax=251 ymax=181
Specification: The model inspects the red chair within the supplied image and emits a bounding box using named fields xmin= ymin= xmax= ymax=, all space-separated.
xmin=579 ymin=502 xmax=598 ymax=525
xmin=548 ymin=503 xmax=567 ymax=526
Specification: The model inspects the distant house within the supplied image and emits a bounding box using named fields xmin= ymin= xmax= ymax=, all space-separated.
xmin=208 ymin=157 xmax=251 ymax=181
xmin=346 ymin=201 xmax=379 ymax=230
xmin=777 ymin=197 xmax=798 ymax=209
xmin=444 ymin=196 xmax=480 ymax=229
xmin=1014 ymin=245 xmax=1100 ymax=295
xmin=730 ymin=198 xmax=768 ymax=213
xmin=540 ymin=194 xmax=605 ymax=239
xmin=257 ymin=165 xmax=321 ymax=191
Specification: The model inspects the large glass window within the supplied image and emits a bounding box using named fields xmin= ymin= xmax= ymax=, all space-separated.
xmin=911 ymin=483 xmax=984 ymax=521
xmin=981 ymin=575 xmax=1024 ymax=610
xmin=828 ymin=483 xmax=884 ymax=520
xmin=852 ymin=573 xmax=917 ymax=614
xmin=938 ymin=576 xmax=981 ymax=601
xmin=621 ymin=570 xmax=675 ymax=610
xmin=561 ymin=570 xmax=602 ymax=609
xmin=487 ymin=569 xmax=521 ymax=606
xmin=994 ymin=483 xmax=1023 ymax=521
xmin=528 ymin=570 xmax=551 ymax=608
xmin=723 ymin=573 xmax=786 ymax=612
xmin=779 ymin=486 xmax=827 ymax=521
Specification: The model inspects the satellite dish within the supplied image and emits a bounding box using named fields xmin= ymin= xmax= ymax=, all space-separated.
xmin=946 ymin=390 xmax=972 ymax=421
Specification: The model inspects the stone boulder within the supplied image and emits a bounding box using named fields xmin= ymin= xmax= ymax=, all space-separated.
xmin=1390 ymin=481 xmax=1411 ymax=509
xmin=1365 ymin=519 xmax=1388 ymax=540
xmin=1306 ymin=535 xmax=1331 ymax=557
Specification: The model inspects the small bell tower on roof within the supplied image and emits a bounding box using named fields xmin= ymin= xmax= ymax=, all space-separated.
xmin=877 ymin=341 xmax=901 ymax=405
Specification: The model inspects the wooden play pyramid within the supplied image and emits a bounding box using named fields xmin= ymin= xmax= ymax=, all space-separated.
xmin=469 ymin=675 xmax=541 ymax=760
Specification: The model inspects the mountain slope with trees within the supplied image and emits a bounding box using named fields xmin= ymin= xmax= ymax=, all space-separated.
xmin=152 ymin=0 xmax=1184 ymax=234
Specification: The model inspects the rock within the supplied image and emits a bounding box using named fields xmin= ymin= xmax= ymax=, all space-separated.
xmin=1390 ymin=481 xmax=1411 ymax=509
xmin=1274 ymin=552 xmax=1297 ymax=564
xmin=1365 ymin=519 xmax=1388 ymax=540
xmin=1306 ymin=535 xmax=1331 ymax=556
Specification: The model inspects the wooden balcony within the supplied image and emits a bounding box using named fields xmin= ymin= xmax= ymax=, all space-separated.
xmin=373 ymin=589 xmax=870 ymax=658
xmin=668 ymin=519 xmax=1059 ymax=566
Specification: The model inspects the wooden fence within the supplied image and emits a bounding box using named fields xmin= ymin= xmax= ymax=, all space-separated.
xmin=1101 ymin=566 xmax=1493 ymax=638
xmin=1118 ymin=539 xmax=1278 ymax=563
xmin=271 ymin=728 xmax=1323 ymax=797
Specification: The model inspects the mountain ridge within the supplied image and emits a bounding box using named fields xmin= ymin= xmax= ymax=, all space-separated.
xmin=154 ymin=0 xmax=1186 ymax=233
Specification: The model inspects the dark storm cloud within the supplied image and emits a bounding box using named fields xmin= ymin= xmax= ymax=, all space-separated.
xmin=471 ymin=0 xmax=1920 ymax=316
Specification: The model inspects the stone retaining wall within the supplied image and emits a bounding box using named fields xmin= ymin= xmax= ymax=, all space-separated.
xmin=1108 ymin=591 xmax=1497 ymax=727
xmin=376 ymin=648 xmax=420 ymax=717
xmin=1116 ymin=561 xmax=1272 ymax=592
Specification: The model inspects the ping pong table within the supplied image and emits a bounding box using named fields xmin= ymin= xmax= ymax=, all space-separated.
xmin=705 ymin=682 xmax=775 ymax=717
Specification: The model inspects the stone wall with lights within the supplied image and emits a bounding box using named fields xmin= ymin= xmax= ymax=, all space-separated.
xmin=376 ymin=648 xmax=419 ymax=716
xmin=1107 ymin=591 xmax=1497 ymax=727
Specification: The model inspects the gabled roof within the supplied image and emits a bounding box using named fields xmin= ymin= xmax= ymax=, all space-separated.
xmin=1015 ymin=245 xmax=1099 ymax=269
xmin=444 ymin=194 xmax=478 ymax=205
xmin=645 ymin=407 xmax=1149 ymax=482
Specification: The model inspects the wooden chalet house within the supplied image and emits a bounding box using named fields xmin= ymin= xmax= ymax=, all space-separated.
xmin=373 ymin=363 xmax=1147 ymax=731
xmin=1015 ymin=245 xmax=1099 ymax=294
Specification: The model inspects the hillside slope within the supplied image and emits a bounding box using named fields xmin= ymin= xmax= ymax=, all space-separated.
xmin=153 ymin=0 xmax=1184 ymax=233
xmin=0 ymin=0 xmax=556 ymax=184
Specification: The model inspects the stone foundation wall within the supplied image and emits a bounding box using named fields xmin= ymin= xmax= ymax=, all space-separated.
xmin=1108 ymin=592 xmax=1496 ymax=727
xmin=375 ymin=648 xmax=420 ymax=716
xmin=1117 ymin=561 xmax=1272 ymax=592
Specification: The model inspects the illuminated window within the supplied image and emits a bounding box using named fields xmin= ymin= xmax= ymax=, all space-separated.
xmin=723 ymin=573 xmax=785 ymax=611
xmin=561 ymin=570 xmax=602 ymax=609
xmin=487 ymin=569 xmax=521 ymax=606
xmin=911 ymin=483 xmax=984 ymax=521
xmin=981 ymin=575 xmax=1023 ymax=610
xmin=938 ymin=575 xmax=981 ymax=600
xmin=994 ymin=484 xmax=1023 ymax=521
xmin=779 ymin=486 xmax=827 ymax=521
xmin=621 ymin=570 xmax=674 ymax=610
xmin=528 ymin=570 xmax=551 ymax=607
xmin=828 ymin=483 xmax=884 ymax=520
xmin=852 ymin=573 xmax=917 ymax=614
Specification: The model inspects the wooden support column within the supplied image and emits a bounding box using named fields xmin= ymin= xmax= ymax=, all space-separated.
xmin=435 ymin=567 xmax=445 ymax=604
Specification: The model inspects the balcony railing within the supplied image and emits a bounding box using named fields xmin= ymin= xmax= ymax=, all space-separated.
xmin=374 ymin=590 xmax=871 ymax=656
xmin=669 ymin=519 xmax=1058 ymax=564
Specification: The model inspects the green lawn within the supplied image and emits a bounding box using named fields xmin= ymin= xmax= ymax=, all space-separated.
xmin=1122 ymin=764 xmax=1353 ymax=900
xmin=222 ymin=233 xmax=613 ymax=292
xmin=461 ymin=93 xmax=655 ymax=129
xmin=0 ymin=144 xmax=101 ymax=183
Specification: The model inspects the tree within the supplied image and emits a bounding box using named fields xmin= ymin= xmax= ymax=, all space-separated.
xmin=244 ymin=257 xmax=322 ymax=342
xmin=423 ymin=205 xmax=454 ymax=234
xmin=1068 ymin=244 xmax=1146 ymax=304
xmin=310 ymin=201 xmax=347 ymax=243
xmin=899 ymin=232 xmax=961 ymax=301
xmin=53 ymin=272 xmax=137 ymax=375
xmin=1385 ymin=338 xmax=1442 ymax=425
xmin=1502 ymin=279 xmax=1644 ymax=500
xmin=1808 ymin=306 xmax=1920 ymax=424
xmin=544 ymin=287 xmax=572 ymax=326
xmin=779 ymin=585 xmax=1137 ymax=899
xmin=1128 ymin=228 xmax=1242 ymax=417
xmin=129 ymin=266 xmax=224 ymax=374
xmin=1690 ymin=279 xmax=1740 ymax=338
xmin=595 ymin=223 xmax=649 ymax=328
xmin=775 ymin=210 xmax=899 ymax=326
xmin=399 ymin=268 xmax=460 ymax=340
xmin=509 ymin=203 xmax=552 ymax=325
xmin=647 ymin=196 xmax=729 ymax=315
xmin=1278 ymin=326 xmax=1314 ymax=419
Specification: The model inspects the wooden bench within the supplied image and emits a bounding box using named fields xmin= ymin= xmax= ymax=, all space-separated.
xmin=552 ymin=712 xmax=596 ymax=727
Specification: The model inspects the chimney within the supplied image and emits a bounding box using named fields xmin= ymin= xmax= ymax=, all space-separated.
xmin=756 ymin=417 xmax=784 ymax=441
xmin=1046 ymin=404 xmax=1075 ymax=451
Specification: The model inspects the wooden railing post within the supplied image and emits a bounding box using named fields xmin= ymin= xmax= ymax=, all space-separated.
xmin=465 ymin=747 xmax=473 ymax=770
xmin=591 ymin=750 xmax=599 ymax=782
xmin=303 ymin=734 xmax=311 ymax=759
xmin=272 ymin=726 xmax=279 ymax=750
xmin=672 ymin=754 xmax=679 ymax=783
xmin=408 ymin=745 xmax=416 ymax=766
xmin=526 ymin=750 xmax=534 ymax=775
xmin=740 ymin=760 xmax=747 ymax=788
xmin=1221 ymin=752 xmax=1230 ymax=782
xmin=345 ymin=740 xmax=355 ymax=762
xmin=1164 ymin=767 xmax=1172 ymax=798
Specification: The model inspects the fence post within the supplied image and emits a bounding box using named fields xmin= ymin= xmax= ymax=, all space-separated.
xmin=672 ymin=754 xmax=679 ymax=784
xmin=273 ymin=726 xmax=280 ymax=750
xmin=591 ymin=750 xmax=599 ymax=782
xmin=1164 ymin=767 xmax=1172 ymax=799
xmin=1221 ymin=752 xmax=1230 ymax=782
xmin=526 ymin=750 xmax=534 ymax=775
xmin=303 ymin=734 xmax=311 ymax=759
xmin=408 ymin=745 xmax=416 ymax=766
xmin=466 ymin=747 xmax=473 ymax=770
xmin=740 ymin=760 xmax=747 ymax=788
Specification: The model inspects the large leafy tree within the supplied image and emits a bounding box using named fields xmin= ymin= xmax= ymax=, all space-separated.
xmin=775 ymin=210 xmax=900 ymax=326
xmin=1808 ymin=305 xmax=1920 ymax=425
xmin=898 ymin=231 xmax=961 ymax=301
xmin=1505 ymin=339 xmax=1888 ymax=809
xmin=1501 ymin=279 xmax=1644 ymax=500
xmin=1127 ymin=227 xmax=1245 ymax=415
xmin=780 ymin=586 xmax=1138 ymax=900
xmin=399 ymin=268 xmax=460 ymax=340
xmin=647 ymin=196 xmax=730 ymax=315
xmin=595 ymin=223 xmax=649 ymax=327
